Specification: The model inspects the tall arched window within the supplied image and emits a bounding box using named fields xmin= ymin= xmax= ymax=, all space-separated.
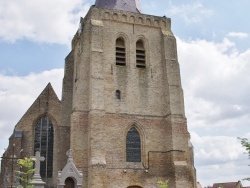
xmin=34 ymin=116 xmax=54 ymax=178
xmin=136 ymin=40 xmax=146 ymax=68
xmin=126 ymin=127 xmax=141 ymax=162
xmin=116 ymin=37 xmax=126 ymax=66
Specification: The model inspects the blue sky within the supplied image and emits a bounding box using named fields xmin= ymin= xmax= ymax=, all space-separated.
xmin=1 ymin=0 xmax=250 ymax=187
xmin=0 ymin=41 xmax=68 ymax=75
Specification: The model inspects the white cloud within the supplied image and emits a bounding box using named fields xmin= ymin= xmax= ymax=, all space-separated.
xmin=0 ymin=0 xmax=90 ymax=44
xmin=0 ymin=69 xmax=63 ymax=157
xmin=178 ymin=37 xmax=250 ymax=131
xmin=191 ymin=132 xmax=246 ymax=165
xmin=176 ymin=37 xmax=250 ymax=186
xmin=227 ymin=32 xmax=249 ymax=39
xmin=192 ymin=131 xmax=249 ymax=187
xmin=168 ymin=1 xmax=213 ymax=24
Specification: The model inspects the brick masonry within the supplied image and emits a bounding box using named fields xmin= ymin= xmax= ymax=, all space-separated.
xmin=0 ymin=4 xmax=196 ymax=188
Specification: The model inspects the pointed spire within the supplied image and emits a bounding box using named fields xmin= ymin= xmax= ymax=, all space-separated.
xmin=95 ymin=0 xmax=141 ymax=13
xmin=66 ymin=149 xmax=73 ymax=162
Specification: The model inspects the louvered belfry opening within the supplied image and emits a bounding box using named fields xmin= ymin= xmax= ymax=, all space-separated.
xmin=136 ymin=40 xmax=146 ymax=68
xmin=116 ymin=38 xmax=126 ymax=66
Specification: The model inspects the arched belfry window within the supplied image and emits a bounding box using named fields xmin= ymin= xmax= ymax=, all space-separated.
xmin=34 ymin=116 xmax=54 ymax=178
xmin=116 ymin=37 xmax=126 ymax=66
xmin=126 ymin=127 xmax=141 ymax=162
xmin=136 ymin=40 xmax=146 ymax=68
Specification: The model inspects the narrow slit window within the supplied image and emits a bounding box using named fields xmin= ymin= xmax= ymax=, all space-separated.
xmin=126 ymin=127 xmax=141 ymax=162
xmin=116 ymin=90 xmax=121 ymax=100
xmin=136 ymin=40 xmax=146 ymax=68
xmin=116 ymin=38 xmax=126 ymax=66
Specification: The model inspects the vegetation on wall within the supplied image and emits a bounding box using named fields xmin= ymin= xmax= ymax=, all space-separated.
xmin=157 ymin=180 xmax=169 ymax=188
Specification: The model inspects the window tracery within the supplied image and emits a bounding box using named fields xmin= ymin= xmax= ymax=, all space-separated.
xmin=126 ymin=127 xmax=141 ymax=162
xmin=34 ymin=116 xmax=54 ymax=178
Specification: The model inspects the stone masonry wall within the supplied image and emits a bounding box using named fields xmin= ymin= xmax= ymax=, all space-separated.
xmin=1 ymin=84 xmax=62 ymax=187
xmin=67 ymin=6 xmax=196 ymax=188
xmin=57 ymin=52 xmax=74 ymax=176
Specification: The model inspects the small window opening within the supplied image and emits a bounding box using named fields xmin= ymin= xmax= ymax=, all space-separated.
xmin=116 ymin=38 xmax=126 ymax=66
xmin=136 ymin=40 xmax=146 ymax=68
xmin=116 ymin=90 xmax=121 ymax=100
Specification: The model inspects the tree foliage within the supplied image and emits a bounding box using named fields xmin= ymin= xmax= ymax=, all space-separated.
xmin=238 ymin=138 xmax=250 ymax=157
xmin=238 ymin=137 xmax=250 ymax=181
xmin=15 ymin=157 xmax=35 ymax=188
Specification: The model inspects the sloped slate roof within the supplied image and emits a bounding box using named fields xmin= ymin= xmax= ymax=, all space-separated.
xmin=95 ymin=0 xmax=140 ymax=13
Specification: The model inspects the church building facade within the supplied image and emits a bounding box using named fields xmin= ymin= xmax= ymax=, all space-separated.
xmin=0 ymin=0 xmax=196 ymax=187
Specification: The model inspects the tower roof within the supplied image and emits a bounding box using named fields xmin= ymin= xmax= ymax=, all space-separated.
xmin=95 ymin=0 xmax=141 ymax=13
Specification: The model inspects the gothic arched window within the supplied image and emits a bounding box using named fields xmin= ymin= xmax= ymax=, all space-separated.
xmin=136 ymin=40 xmax=146 ymax=68
xmin=116 ymin=37 xmax=126 ymax=66
xmin=34 ymin=116 xmax=54 ymax=178
xmin=126 ymin=127 xmax=141 ymax=162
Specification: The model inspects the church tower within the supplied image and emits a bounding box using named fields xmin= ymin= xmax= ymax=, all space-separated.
xmin=61 ymin=0 xmax=196 ymax=187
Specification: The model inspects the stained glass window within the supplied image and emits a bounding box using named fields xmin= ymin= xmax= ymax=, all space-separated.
xmin=34 ymin=116 xmax=54 ymax=178
xmin=126 ymin=127 xmax=141 ymax=162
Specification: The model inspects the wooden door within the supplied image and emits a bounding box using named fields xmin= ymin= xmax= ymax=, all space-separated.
xmin=64 ymin=177 xmax=75 ymax=188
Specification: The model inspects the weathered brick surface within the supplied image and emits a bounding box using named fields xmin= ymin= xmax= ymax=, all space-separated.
xmin=0 ymin=84 xmax=62 ymax=188
xmin=1 ymin=4 xmax=196 ymax=188
xmin=63 ymin=6 xmax=196 ymax=187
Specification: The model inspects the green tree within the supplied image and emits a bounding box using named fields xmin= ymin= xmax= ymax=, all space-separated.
xmin=238 ymin=138 xmax=250 ymax=157
xmin=15 ymin=157 xmax=35 ymax=188
xmin=238 ymin=137 xmax=250 ymax=181
xmin=157 ymin=180 xmax=169 ymax=188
